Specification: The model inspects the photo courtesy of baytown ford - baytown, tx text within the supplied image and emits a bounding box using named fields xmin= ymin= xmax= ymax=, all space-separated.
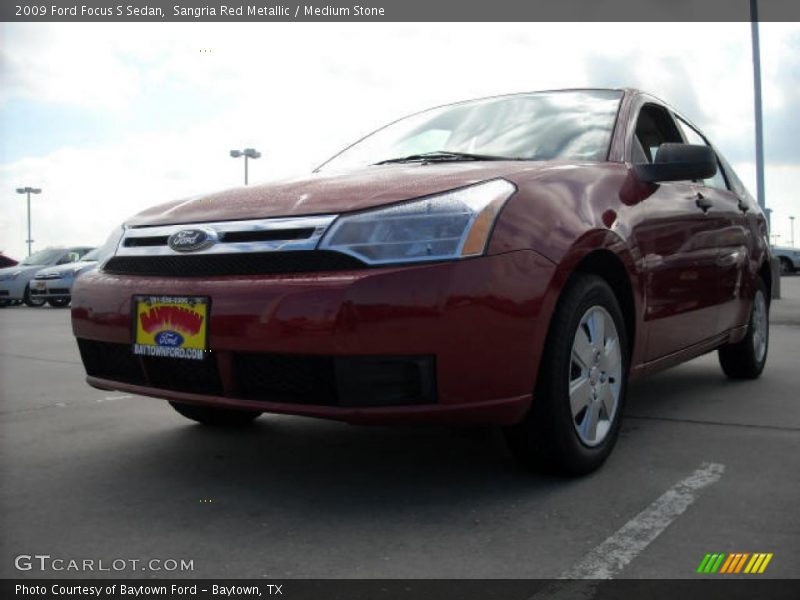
xmin=1 ymin=1 xmax=800 ymax=600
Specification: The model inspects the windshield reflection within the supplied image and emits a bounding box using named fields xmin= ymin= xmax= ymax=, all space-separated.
xmin=318 ymin=90 xmax=623 ymax=171
xmin=19 ymin=248 xmax=64 ymax=266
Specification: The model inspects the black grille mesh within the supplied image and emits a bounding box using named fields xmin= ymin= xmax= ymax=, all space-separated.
xmin=77 ymin=339 xmax=222 ymax=394
xmin=76 ymin=339 xmax=435 ymax=407
xmin=78 ymin=339 xmax=143 ymax=385
xmin=233 ymin=353 xmax=338 ymax=404
xmin=103 ymin=251 xmax=366 ymax=277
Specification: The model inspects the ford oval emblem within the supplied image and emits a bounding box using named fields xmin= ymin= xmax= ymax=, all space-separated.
xmin=167 ymin=227 xmax=217 ymax=253
xmin=155 ymin=330 xmax=185 ymax=347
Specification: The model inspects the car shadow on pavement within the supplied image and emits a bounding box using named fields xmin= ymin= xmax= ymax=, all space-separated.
xmin=626 ymin=357 xmax=766 ymax=416
xmin=81 ymin=415 xmax=597 ymax=524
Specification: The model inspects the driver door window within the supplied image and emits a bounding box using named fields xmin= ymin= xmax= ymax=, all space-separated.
xmin=674 ymin=117 xmax=728 ymax=191
xmin=633 ymin=104 xmax=683 ymax=163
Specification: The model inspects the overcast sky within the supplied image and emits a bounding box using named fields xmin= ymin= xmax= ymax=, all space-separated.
xmin=1 ymin=22 xmax=799 ymax=258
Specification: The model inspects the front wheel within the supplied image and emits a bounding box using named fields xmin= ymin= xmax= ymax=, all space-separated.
xmin=504 ymin=274 xmax=629 ymax=475
xmin=169 ymin=401 xmax=262 ymax=427
xmin=47 ymin=297 xmax=71 ymax=308
xmin=718 ymin=278 xmax=769 ymax=379
xmin=23 ymin=285 xmax=46 ymax=307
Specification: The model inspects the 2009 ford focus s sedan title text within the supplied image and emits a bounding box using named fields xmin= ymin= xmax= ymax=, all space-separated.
xmin=72 ymin=89 xmax=772 ymax=475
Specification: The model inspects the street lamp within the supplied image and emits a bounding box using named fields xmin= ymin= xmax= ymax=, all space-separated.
xmin=790 ymin=216 xmax=796 ymax=248
xmin=230 ymin=148 xmax=261 ymax=185
xmin=15 ymin=186 xmax=42 ymax=257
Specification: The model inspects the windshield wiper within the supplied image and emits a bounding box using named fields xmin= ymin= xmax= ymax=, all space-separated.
xmin=374 ymin=151 xmax=519 ymax=165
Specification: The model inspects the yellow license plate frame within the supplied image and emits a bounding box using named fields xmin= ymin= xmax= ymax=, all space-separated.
xmin=132 ymin=295 xmax=209 ymax=361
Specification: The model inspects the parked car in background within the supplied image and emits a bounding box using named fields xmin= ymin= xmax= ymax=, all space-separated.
xmin=30 ymin=248 xmax=99 ymax=307
xmin=772 ymin=245 xmax=799 ymax=274
xmin=72 ymin=88 xmax=772 ymax=475
xmin=0 ymin=247 xmax=94 ymax=307
xmin=0 ymin=253 xmax=18 ymax=269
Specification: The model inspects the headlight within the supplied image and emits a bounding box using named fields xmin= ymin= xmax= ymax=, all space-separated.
xmin=96 ymin=224 xmax=126 ymax=266
xmin=0 ymin=270 xmax=23 ymax=281
xmin=318 ymin=179 xmax=516 ymax=265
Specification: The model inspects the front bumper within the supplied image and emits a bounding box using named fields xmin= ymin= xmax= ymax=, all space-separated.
xmin=0 ymin=279 xmax=27 ymax=301
xmin=71 ymin=250 xmax=556 ymax=424
xmin=30 ymin=277 xmax=73 ymax=299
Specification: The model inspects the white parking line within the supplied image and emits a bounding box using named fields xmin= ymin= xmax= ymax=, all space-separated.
xmin=532 ymin=462 xmax=725 ymax=598
xmin=99 ymin=394 xmax=133 ymax=403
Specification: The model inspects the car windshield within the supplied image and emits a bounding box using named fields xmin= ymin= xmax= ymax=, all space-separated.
xmin=19 ymin=248 xmax=65 ymax=266
xmin=318 ymin=89 xmax=623 ymax=172
xmin=79 ymin=248 xmax=100 ymax=262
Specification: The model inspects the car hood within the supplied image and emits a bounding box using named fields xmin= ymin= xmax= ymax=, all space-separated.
xmin=37 ymin=261 xmax=98 ymax=277
xmin=0 ymin=265 xmax=42 ymax=277
xmin=125 ymin=161 xmax=567 ymax=227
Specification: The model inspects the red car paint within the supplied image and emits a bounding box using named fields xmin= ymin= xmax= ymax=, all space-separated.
xmin=0 ymin=253 xmax=18 ymax=269
xmin=71 ymin=89 xmax=770 ymax=424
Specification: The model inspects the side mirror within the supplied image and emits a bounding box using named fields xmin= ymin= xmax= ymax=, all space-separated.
xmin=633 ymin=143 xmax=717 ymax=183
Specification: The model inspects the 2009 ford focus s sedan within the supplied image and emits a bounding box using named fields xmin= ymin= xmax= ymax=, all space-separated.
xmin=72 ymin=88 xmax=772 ymax=474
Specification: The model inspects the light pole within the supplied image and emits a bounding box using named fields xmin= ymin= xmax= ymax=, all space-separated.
xmin=790 ymin=216 xmax=796 ymax=247
xmin=15 ymin=186 xmax=41 ymax=257
xmin=230 ymin=148 xmax=261 ymax=185
xmin=751 ymin=0 xmax=767 ymax=224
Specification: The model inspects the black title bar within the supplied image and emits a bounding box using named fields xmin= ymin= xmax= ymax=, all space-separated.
xmin=4 ymin=579 xmax=800 ymax=600
xmin=3 ymin=0 xmax=800 ymax=22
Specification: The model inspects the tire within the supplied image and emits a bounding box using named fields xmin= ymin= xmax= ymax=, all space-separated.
xmin=23 ymin=285 xmax=46 ymax=307
xmin=169 ymin=401 xmax=262 ymax=427
xmin=47 ymin=297 xmax=71 ymax=308
xmin=779 ymin=257 xmax=793 ymax=275
xmin=504 ymin=274 xmax=629 ymax=476
xmin=718 ymin=277 xmax=769 ymax=379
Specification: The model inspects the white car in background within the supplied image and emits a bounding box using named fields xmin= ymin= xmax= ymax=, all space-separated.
xmin=30 ymin=248 xmax=100 ymax=307
xmin=0 ymin=247 xmax=94 ymax=307
xmin=772 ymin=245 xmax=800 ymax=274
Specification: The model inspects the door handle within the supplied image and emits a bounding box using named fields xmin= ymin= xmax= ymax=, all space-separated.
xmin=695 ymin=192 xmax=713 ymax=212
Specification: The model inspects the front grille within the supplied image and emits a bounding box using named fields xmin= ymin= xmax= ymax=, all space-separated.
xmin=49 ymin=288 xmax=70 ymax=295
xmin=76 ymin=339 xmax=436 ymax=407
xmin=77 ymin=339 xmax=222 ymax=393
xmin=234 ymin=353 xmax=338 ymax=404
xmin=103 ymin=250 xmax=366 ymax=277
xmin=78 ymin=339 xmax=143 ymax=385
xmin=144 ymin=355 xmax=223 ymax=395
xmin=221 ymin=228 xmax=315 ymax=243
xmin=121 ymin=228 xmax=316 ymax=248
xmin=124 ymin=236 xmax=168 ymax=247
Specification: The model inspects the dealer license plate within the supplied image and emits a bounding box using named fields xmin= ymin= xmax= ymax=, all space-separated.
xmin=132 ymin=296 xmax=209 ymax=360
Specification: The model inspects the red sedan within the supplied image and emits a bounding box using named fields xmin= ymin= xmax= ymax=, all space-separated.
xmin=72 ymin=89 xmax=771 ymax=474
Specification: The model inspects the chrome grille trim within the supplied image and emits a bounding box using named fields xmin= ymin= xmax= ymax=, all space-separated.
xmin=116 ymin=215 xmax=338 ymax=257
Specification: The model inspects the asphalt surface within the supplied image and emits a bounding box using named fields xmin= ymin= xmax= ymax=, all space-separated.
xmin=1 ymin=277 xmax=798 ymax=580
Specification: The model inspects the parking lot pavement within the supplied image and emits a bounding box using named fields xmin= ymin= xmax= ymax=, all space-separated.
xmin=1 ymin=280 xmax=798 ymax=580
